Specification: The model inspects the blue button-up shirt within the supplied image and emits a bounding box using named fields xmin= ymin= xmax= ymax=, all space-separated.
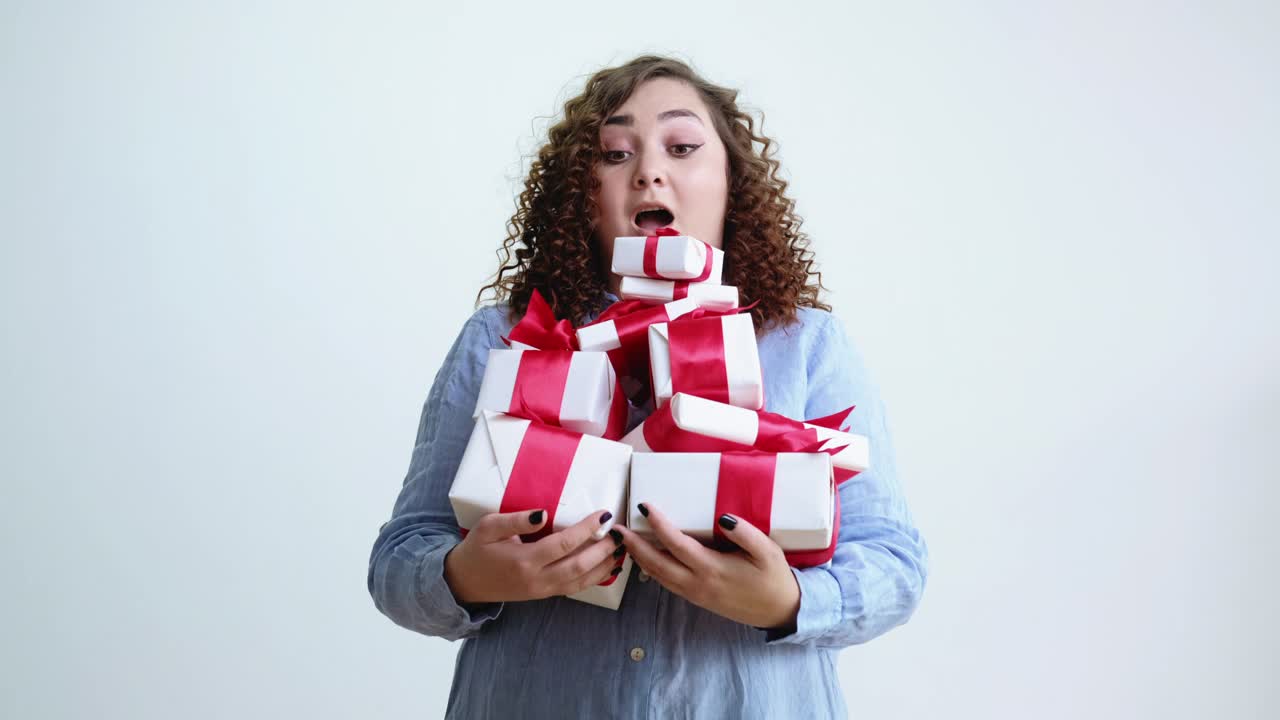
xmin=368 ymin=294 xmax=929 ymax=719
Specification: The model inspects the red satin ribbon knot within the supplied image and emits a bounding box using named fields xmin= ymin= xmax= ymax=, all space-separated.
xmin=504 ymin=289 xmax=579 ymax=351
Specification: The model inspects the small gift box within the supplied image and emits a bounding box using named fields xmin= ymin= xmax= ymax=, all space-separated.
xmin=611 ymin=230 xmax=724 ymax=281
xmin=627 ymin=451 xmax=837 ymax=565
xmin=618 ymin=276 xmax=739 ymax=311
xmin=648 ymin=312 xmax=764 ymax=410
xmin=473 ymin=349 xmax=627 ymax=440
xmin=621 ymin=392 xmax=869 ymax=482
xmin=450 ymin=411 xmax=634 ymax=610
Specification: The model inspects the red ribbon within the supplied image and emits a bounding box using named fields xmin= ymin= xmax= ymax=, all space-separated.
xmin=501 ymin=354 xmax=628 ymax=442
xmin=583 ymin=299 xmax=682 ymax=385
xmin=504 ymin=289 xmax=579 ymax=351
xmin=498 ymin=422 xmax=582 ymax=542
xmin=660 ymin=304 xmax=760 ymax=407
xmin=641 ymin=227 xmax=715 ymax=282
xmin=503 ymin=289 xmax=628 ymax=440
xmin=803 ymin=406 xmax=856 ymax=432
xmin=668 ymin=315 xmax=731 ymax=404
xmin=713 ymin=452 xmax=777 ymax=541
xmin=602 ymin=384 xmax=627 ymax=441
xmin=491 ymin=421 xmax=624 ymax=587
xmin=710 ymin=450 xmax=842 ymax=568
xmin=640 ymin=401 xmax=861 ymax=483
xmin=509 ymin=351 xmax=574 ymax=425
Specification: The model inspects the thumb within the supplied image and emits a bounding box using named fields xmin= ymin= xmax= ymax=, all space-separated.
xmin=716 ymin=513 xmax=783 ymax=566
xmin=470 ymin=509 xmax=547 ymax=543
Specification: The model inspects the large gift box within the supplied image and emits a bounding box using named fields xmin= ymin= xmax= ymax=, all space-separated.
xmin=611 ymin=231 xmax=724 ymax=282
xmin=618 ymin=276 xmax=739 ymax=311
xmin=473 ymin=348 xmax=627 ymax=439
xmin=627 ymin=451 xmax=837 ymax=565
xmin=648 ymin=313 xmax=764 ymax=410
xmin=621 ymin=392 xmax=869 ymax=482
xmin=450 ymin=411 xmax=634 ymax=609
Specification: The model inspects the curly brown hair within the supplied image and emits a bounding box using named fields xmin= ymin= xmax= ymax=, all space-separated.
xmin=476 ymin=55 xmax=830 ymax=331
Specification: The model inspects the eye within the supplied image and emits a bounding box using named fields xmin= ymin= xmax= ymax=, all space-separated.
xmin=603 ymin=150 xmax=631 ymax=164
xmin=671 ymin=143 xmax=703 ymax=157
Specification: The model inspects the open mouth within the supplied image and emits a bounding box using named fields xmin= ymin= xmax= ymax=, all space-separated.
xmin=633 ymin=207 xmax=675 ymax=233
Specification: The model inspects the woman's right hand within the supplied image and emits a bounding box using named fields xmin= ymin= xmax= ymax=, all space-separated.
xmin=443 ymin=509 xmax=625 ymax=605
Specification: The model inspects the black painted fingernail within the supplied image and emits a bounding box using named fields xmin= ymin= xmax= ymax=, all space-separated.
xmin=638 ymin=503 xmax=649 ymax=517
xmin=613 ymin=545 xmax=626 ymax=559
xmin=529 ymin=510 xmax=544 ymax=525
xmin=718 ymin=514 xmax=738 ymax=530
xmin=610 ymin=566 xmax=622 ymax=576
xmin=599 ymin=511 xmax=612 ymax=525
xmin=608 ymin=528 xmax=623 ymax=545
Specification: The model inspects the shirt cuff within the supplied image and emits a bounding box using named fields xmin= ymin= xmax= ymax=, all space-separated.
xmin=764 ymin=566 xmax=842 ymax=645
xmin=424 ymin=542 xmax=504 ymax=633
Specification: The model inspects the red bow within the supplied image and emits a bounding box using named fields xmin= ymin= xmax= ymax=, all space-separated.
xmin=501 ymin=289 xmax=626 ymax=440
xmin=504 ymin=289 xmax=579 ymax=351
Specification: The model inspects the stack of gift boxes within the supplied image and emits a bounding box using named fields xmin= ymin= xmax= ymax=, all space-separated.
xmin=448 ymin=230 xmax=871 ymax=611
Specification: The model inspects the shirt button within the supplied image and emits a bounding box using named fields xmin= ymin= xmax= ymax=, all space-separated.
xmin=638 ymin=570 xmax=650 ymax=583
xmin=629 ymin=647 xmax=646 ymax=662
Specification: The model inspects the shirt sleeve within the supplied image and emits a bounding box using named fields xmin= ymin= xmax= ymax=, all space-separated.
xmin=766 ymin=311 xmax=930 ymax=648
xmin=366 ymin=308 xmax=505 ymax=641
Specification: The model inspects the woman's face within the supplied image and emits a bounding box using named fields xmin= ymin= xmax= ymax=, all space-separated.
xmin=592 ymin=77 xmax=730 ymax=290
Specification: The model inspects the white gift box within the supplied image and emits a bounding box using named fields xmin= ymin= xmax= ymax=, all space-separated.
xmin=611 ymin=235 xmax=724 ymax=281
xmin=473 ymin=349 xmax=620 ymax=437
xmin=576 ymin=297 xmax=700 ymax=353
xmin=627 ymin=452 xmax=834 ymax=550
xmin=450 ymin=411 xmax=634 ymax=610
xmin=649 ymin=314 xmax=764 ymax=410
xmin=621 ymin=392 xmax=870 ymax=477
xmin=618 ymin=276 xmax=739 ymax=311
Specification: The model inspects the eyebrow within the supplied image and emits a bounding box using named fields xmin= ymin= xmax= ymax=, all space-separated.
xmin=603 ymin=108 xmax=704 ymax=127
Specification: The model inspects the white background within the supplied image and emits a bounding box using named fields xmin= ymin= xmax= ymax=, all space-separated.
xmin=3 ymin=1 xmax=1277 ymax=718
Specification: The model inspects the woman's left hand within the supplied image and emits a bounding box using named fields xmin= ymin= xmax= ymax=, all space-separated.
xmin=615 ymin=504 xmax=800 ymax=631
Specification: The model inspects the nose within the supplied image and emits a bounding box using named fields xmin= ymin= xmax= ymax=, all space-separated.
xmin=631 ymin=153 xmax=666 ymax=189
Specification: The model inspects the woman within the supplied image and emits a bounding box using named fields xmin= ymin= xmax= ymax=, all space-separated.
xmin=368 ymin=55 xmax=929 ymax=719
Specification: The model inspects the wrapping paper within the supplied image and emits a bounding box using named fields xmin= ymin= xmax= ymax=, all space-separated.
xmin=648 ymin=313 xmax=764 ymax=410
xmin=621 ymin=392 xmax=869 ymax=482
xmin=449 ymin=411 xmax=634 ymax=609
xmin=474 ymin=348 xmax=628 ymax=439
xmin=618 ymin=276 xmax=739 ymax=311
xmin=611 ymin=230 xmax=724 ymax=281
xmin=627 ymin=451 xmax=838 ymax=566
xmin=576 ymin=297 xmax=701 ymax=390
